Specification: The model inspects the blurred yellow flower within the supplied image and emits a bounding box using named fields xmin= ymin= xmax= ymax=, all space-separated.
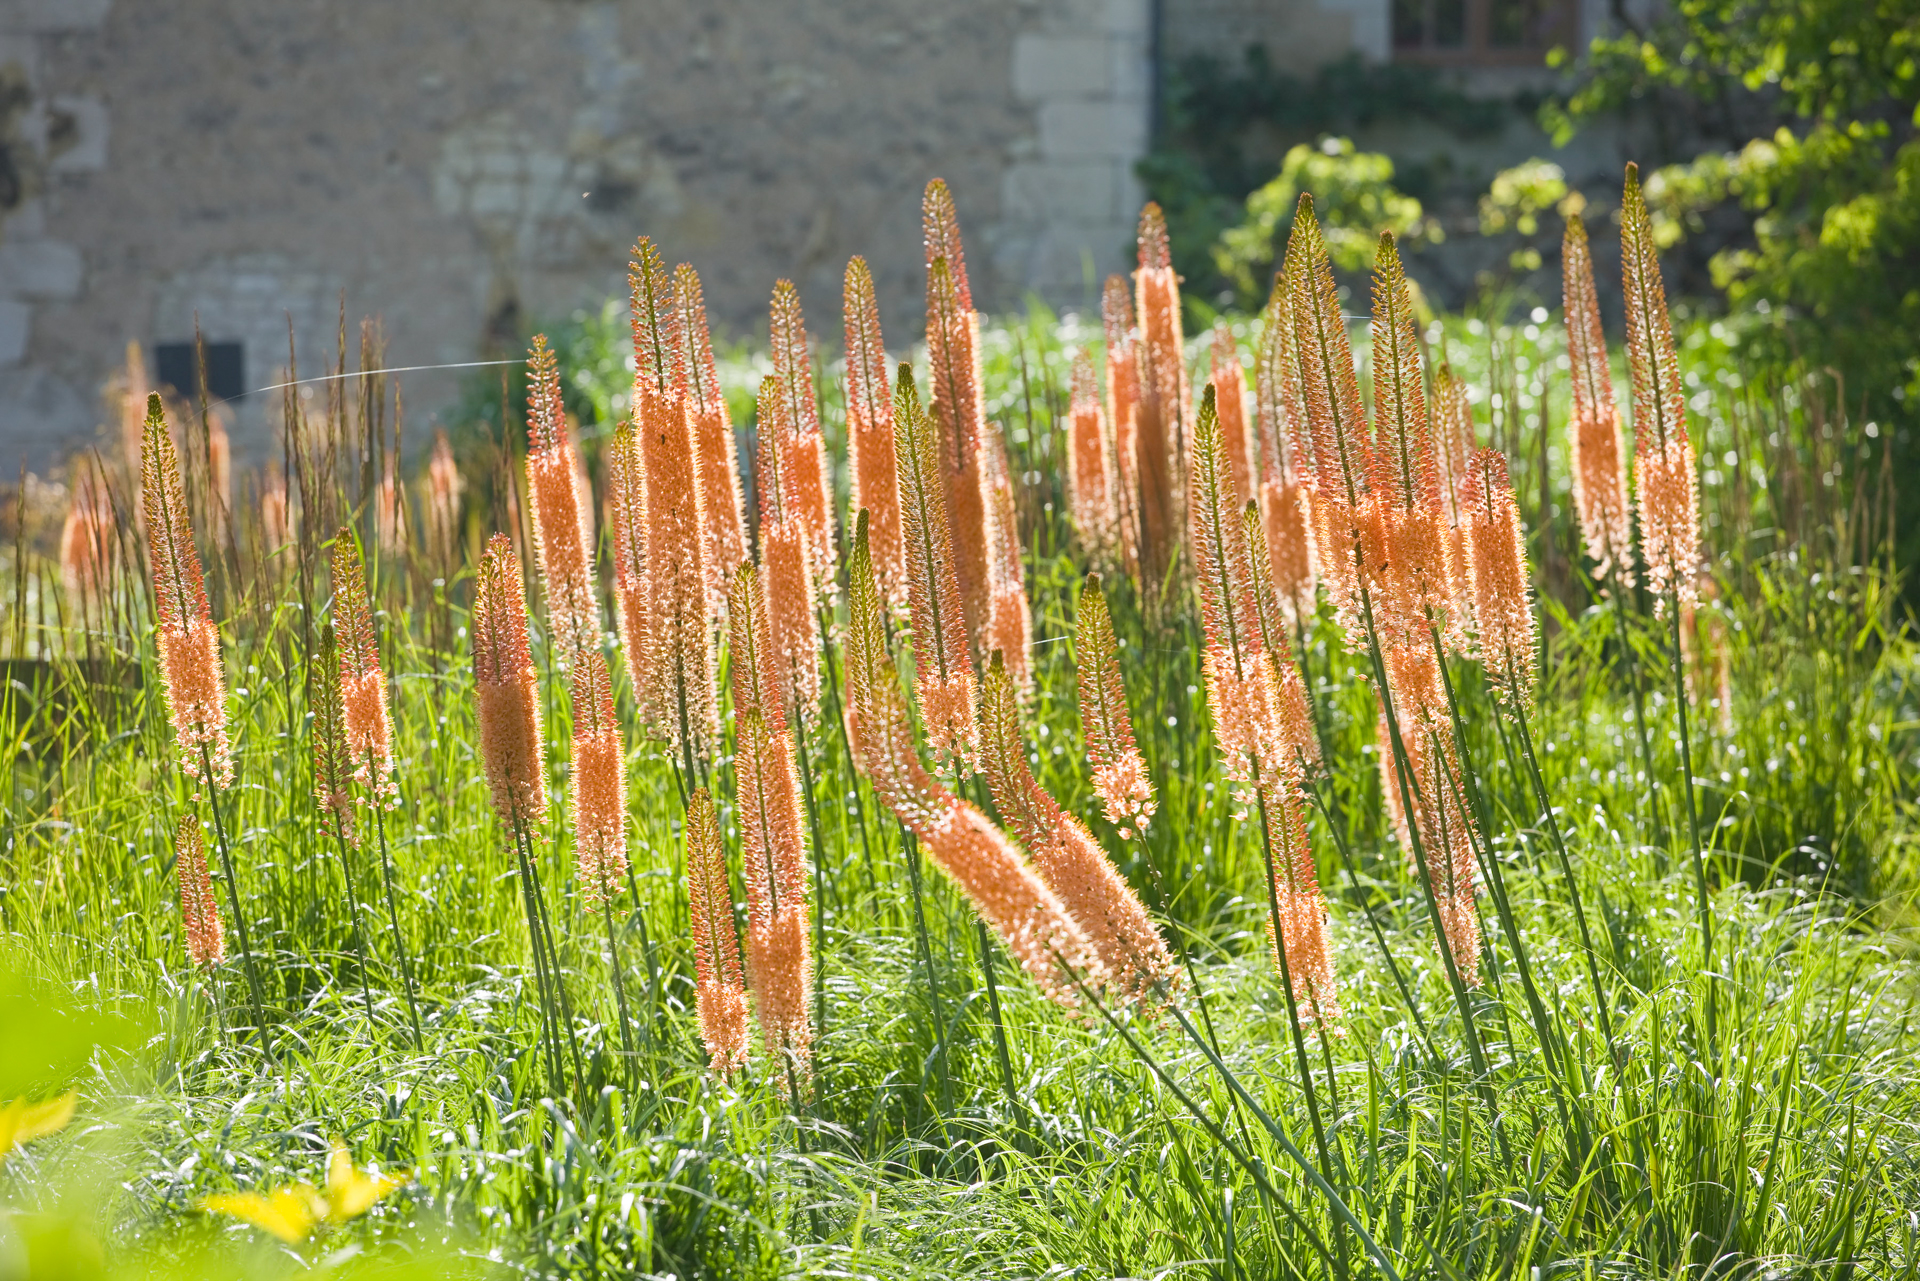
xmin=200 ymin=1139 xmax=404 ymax=1242
xmin=0 ymin=1092 xmax=77 ymax=1162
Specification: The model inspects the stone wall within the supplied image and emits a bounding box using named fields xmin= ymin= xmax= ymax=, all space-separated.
xmin=0 ymin=0 xmax=1152 ymax=472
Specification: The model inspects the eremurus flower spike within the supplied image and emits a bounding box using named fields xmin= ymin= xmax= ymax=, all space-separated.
xmin=471 ymin=533 xmax=545 ymax=826
xmin=1075 ymin=574 xmax=1155 ymax=838
xmin=735 ymin=704 xmax=814 ymax=1078
xmin=891 ymin=364 xmax=978 ymax=769
xmin=311 ymin=622 xmax=355 ymax=847
xmin=922 ymin=181 xmax=993 ymax=642
xmin=1465 ymin=449 xmax=1537 ymax=709
xmin=1210 ymin=321 xmax=1256 ymax=506
xmin=981 ymin=422 xmax=1033 ymax=695
xmin=523 ymin=335 xmax=600 ymax=663
xmin=677 ymin=264 xmax=748 ymax=604
xmin=1066 ymin=350 xmax=1119 ymax=564
xmin=569 ymin=649 xmax=628 ymax=908
xmin=1131 ymin=204 xmax=1185 ymax=608
xmin=1101 ymin=274 xmax=1142 ymax=579
xmin=331 ymin=531 xmax=395 ymax=805
xmin=771 ymin=280 xmax=835 ymax=587
xmin=424 ymin=428 xmax=463 ymax=571
xmin=176 ymin=814 xmax=224 ymax=969
xmin=756 ymin=375 xmax=824 ymax=724
xmin=628 ymin=236 xmax=684 ymax=401
xmin=636 ymin=365 xmax=719 ymax=770
xmin=686 ymin=787 xmax=748 ymax=1076
xmin=981 ymin=651 xmax=1177 ymax=1001
xmin=1563 ymin=213 xmax=1634 ymax=587
xmin=844 ymin=256 xmax=906 ymax=607
xmin=845 ymin=511 xmax=1106 ymax=1002
xmin=1254 ymin=268 xmax=1319 ymax=631
xmin=608 ymin=418 xmax=649 ymax=687
xmin=142 ymin=392 xmax=232 ymax=790
xmin=1621 ymin=165 xmax=1700 ymax=611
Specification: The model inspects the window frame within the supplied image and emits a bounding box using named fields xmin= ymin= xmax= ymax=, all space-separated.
xmin=1391 ymin=0 xmax=1581 ymax=68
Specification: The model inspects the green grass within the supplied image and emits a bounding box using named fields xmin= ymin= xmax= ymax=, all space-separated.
xmin=1 ymin=297 xmax=1917 ymax=1279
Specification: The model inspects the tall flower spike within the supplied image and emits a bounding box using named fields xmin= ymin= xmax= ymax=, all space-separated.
xmin=844 ymin=513 xmax=1107 ymax=1002
xmin=1210 ymin=322 xmax=1256 ymax=506
xmin=686 ymin=786 xmax=749 ymax=1076
xmin=844 ymin=256 xmax=907 ymax=607
xmin=332 ymin=532 xmax=396 ymax=805
xmin=677 ymin=264 xmax=748 ymax=605
xmin=1242 ymin=503 xmax=1321 ymax=771
xmin=142 ymin=393 xmax=232 ymax=790
xmin=891 ymin=365 xmax=978 ymax=770
xmin=374 ymin=459 xmax=407 ymax=559
xmin=734 ymin=706 xmax=814 ymax=1077
xmin=1286 ymin=198 xmax=1372 ymax=641
xmin=425 ymin=428 xmax=464 ymax=570
xmin=60 ymin=463 xmax=115 ymax=615
xmin=312 ymin=622 xmax=356 ymax=848
xmin=755 ymin=376 xmax=824 ymax=723
xmin=608 ymin=419 xmax=649 ymax=688
xmin=1465 ymin=449 xmax=1537 ymax=708
xmin=981 ymin=652 xmax=1178 ymax=1001
xmin=981 ymin=422 xmax=1033 ymax=696
xmin=1075 ymin=574 xmax=1155 ymax=838
xmin=472 ymin=533 xmax=546 ymax=826
xmin=1431 ymin=366 xmax=1479 ymax=639
xmin=524 ymin=336 xmax=600 ymax=663
xmin=1256 ymin=264 xmax=1312 ymax=489
xmin=1621 ymin=164 xmax=1700 ymax=611
xmin=1131 ymin=205 xmax=1185 ymax=608
xmin=570 ymin=649 xmax=628 ymax=909
xmin=636 ymin=374 xmax=719 ymax=769
xmin=1561 ymin=213 xmax=1633 ymax=588
xmin=176 ymin=814 xmax=225 ymax=970
xmin=628 ymin=237 xmax=685 ymax=403
xmin=770 ymin=280 xmax=836 ymax=588
xmin=1368 ymin=233 xmax=1454 ymax=650
xmin=928 ymin=257 xmax=994 ymax=646
xmin=1102 ymin=274 xmax=1143 ymax=579
xmin=1066 ymin=350 xmax=1118 ymax=564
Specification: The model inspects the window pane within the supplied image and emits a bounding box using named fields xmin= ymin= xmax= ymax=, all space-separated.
xmin=1489 ymin=0 xmax=1575 ymax=49
xmin=1393 ymin=0 xmax=1427 ymax=49
xmin=1434 ymin=0 xmax=1467 ymax=47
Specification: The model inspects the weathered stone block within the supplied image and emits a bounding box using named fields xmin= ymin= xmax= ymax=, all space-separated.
xmin=1013 ymin=34 xmax=1110 ymax=100
xmin=0 ymin=240 xmax=81 ymax=300
xmin=1039 ymin=100 xmax=1146 ymax=160
xmin=0 ymin=300 xmax=28 ymax=365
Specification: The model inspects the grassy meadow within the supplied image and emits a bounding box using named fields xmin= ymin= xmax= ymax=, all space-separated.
xmin=1 ymin=189 xmax=1917 ymax=1280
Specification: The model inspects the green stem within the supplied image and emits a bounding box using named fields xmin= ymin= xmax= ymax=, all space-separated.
xmin=1669 ymin=591 xmax=1715 ymax=1051
xmin=329 ymin=826 xmax=378 ymax=1034
xmin=200 ymin=743 xmax=274 ymax=1063
xmin=367 ymin=781 xmax=423 ymax=1049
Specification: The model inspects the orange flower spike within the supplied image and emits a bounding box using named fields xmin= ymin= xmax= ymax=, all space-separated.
xmin=1260 ymin=771 xmax=1342 ymax=1028
xmin=1066 ymin=350 xmax=1118 ymax=562
xmin=471 ymin=533 xmax=546 ymax=827
xmin=980 ymin=653 xmax=1177 ymax=1001
xmin=331 ymin=532 xmax=396 ymax=805
xmin=770 ymin=279 xmax=836 ymax=587
xmin=425 ymin=428 xmax=464 ymax=568
xmin=608 ymin=420 xmax=649 ymax=683
xmin=1101 ymin=274 xmax=1142 ymax=569
xmin=755 ymin=376 xmax=824 ymax=724
xmin=1621 ymin=164 xmax=1700 ymax=611
xmin=724 ymin=560 xmax=776 ymax=728
xmin=685 ymin=786 xmax=749 ymax=1076
xmin=1563 ymin=214 xmax=1634 ymax=587
xmin=1188 ymin=386 xmax=1262 ymax=678
xmin=844 ymin=256 xmax=907 ymax=607
xmin=1242 ymin=503 xmax=1320 ymax=770
xmin=141 ymin=393 xmax=232 ymax=790
xmin=60 ymin=465 xmax=115 ymax=613
xmin=845 ymin=513 xmax=1106 ymax=1002
xmin=981 ymin=422 xmax=1033 ymax=696
xmin=891 ymin=364 xmax=979 ymax=770
xmin=176 ymin=815 xmax=225 ymax=970
xmin=1129 ymin=207 xmax=1185 ymax=602
xmin=1465 ymin=448 xmax=1538 ymax=709
xmin=1255 ymin=263 xmax=1312 ymax=488
xmin=628 ymin=237 xmax=685 ymax=403
xmin=523 ymin=336 xmax=600 ymax=663
xmin=1075 ymin=574 xmax=1156 ymax=838
xmin=677 ymin=264 xmax=748 ymax=605
xmin=735 ymin=707 xmax=814 ymax=1074
xmin=636 ymin=377 xmax=719 ymax=769
xmin=311 ymin=622 xmax=356 ymax=847
xmin=570 ymin=649 xmax=629 ymax=909
xmin=1210 ymin=322 xmax=1256 ymax=505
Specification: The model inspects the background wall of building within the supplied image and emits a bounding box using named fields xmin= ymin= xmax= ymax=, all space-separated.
xmin=0 ymin=0 xmax=1151 ymax=472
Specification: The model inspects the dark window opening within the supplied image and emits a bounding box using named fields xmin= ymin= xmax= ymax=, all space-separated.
xmin=155 ymin=340 xmax=246 ymax=403
xmin=1394 ymin=0 xmax=1577 ymax=64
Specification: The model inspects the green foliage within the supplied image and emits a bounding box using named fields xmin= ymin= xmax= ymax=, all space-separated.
xmin=1476 ymin=159 xmax=1578 ymax=274
xmin=1142 ymin=49 xmax=1516 ymax=310
xmin=1212 ymin=138 xmax=1436 ymax=306
xmin=1547 ymin=0 xmax=1920 ymax=579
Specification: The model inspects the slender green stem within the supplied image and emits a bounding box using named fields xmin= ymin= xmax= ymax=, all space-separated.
xmin=900 ymin=825 xmax=953 ymax=1114
xmin=976 ymin=919 xmax=1029 ymax=1151
xmin=367 ymin=778 xmax=423 ymax=1049
xmin=329 ymin=826 xmax=378 ymax=1034
xmin=1670 ymin=590 xmax=1715 ymax=1051
xmin=199 ymin=743 xmax=274 ymax=1063
xmin=793 ymin=723 xmax=830 ymax=1040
